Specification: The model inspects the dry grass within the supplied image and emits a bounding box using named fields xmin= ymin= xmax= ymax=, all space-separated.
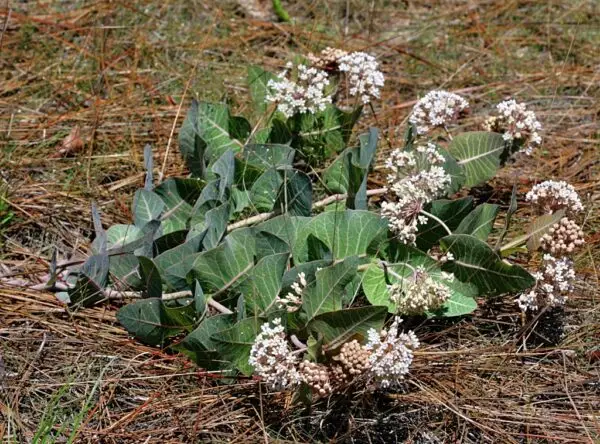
xmin=1 ymin=0 xmax=599 ymax=442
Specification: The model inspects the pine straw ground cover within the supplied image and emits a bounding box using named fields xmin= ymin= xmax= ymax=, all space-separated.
xmin=0 ymin=0 xmax=599 ymax=442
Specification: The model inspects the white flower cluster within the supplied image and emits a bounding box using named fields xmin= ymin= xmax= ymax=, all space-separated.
xmin=338 ymin=51 xmax=385 ymax=104
xmin=409 ymin=90 xmax=469 ymax=135
xmin=275 ymin=272 xmax=306 ymax=312
xmin=365 ymin=317 xmax=419 ymax=388
xmin=248 ymin=318 xmax=300 ymax=389
xmin=484 ymin=99 xmax=542 ymax=154
xmin=266 ymin=64 xmax=332 ymax=118
xmin=516 ymin=255 xmax=575 ymax=312
xmin=381 ymin=143 xmax=451 ymax=244
xmin=540 ymin=217 xmax=585 ymax=255
xmin=388 ymin=267 xmax=454 ymax=315
xmin=525 ymin=180 xmax=584 ymax=216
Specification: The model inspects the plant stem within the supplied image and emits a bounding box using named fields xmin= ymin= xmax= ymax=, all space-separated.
xmin=227 ymin=187 xmax=388 ymax=232
xmin=419 ymin=209 xmax=452 ymax=235
xmin=290 ymin=334 xmax=307 ymax=351
xmin=104 ymin=289 xmax=233 ymax=314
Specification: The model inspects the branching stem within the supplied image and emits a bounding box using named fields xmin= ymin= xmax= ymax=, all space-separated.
xmin=419 ymin=209 xmax=452 ymax=235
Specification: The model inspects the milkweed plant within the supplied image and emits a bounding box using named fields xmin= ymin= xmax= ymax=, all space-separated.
xmin=48 ymin=47 xmax=586 ymax=402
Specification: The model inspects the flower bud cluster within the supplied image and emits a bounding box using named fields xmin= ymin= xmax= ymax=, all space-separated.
xmin=365 ymin=317 xmax=420 ymax=388
xmin=516 ymin=255 xmax=575 ymax=312
xmin=275 ymin=272 xmax=306 ymax=312
xmin=333 ymin=339 xmax=371 ymax=376
xmin=540 ymin=217 xmax=584 ymax=255
xmin=299 ymin=361 xmax=333 ymax=397
xmin=483 ymin=99 xmax=541 ymax=154
xmin=388 ymin=267 xmax=454 ymax=315
xmin=266 ymin=64 xmax=332 ymax=117
xmin=409 ymin=90 xmax=469 ymax=135
xmin=525 ymin=180 xmax=584 ymax=217
xmin=307 ymin=47 xmax=349 ymax=69
xmin=248 ymin=318 xmax=300 ymax=389
xmin=381 ymin=143 xmax=451 ymax=244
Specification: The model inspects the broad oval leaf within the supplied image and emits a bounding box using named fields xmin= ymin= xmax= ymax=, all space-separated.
xmin=132 ymin=189 xmax=165 ymax=228
xmin=440 ymin=234 xmax=535 ymax=296
xmin=302 ymin=256 xmax=359 ymax=320
xmin=308 ymin=306 xmax=387 ymax=351
xmin=454 ymin=203 xmax=499 ymax=241
xmin=212 ymin=318 xmax=264 ymax=375
xmin=117 ymin=298 xmax=195 ymax=347
xmin=448 ymin=131 xmax=505 ymax=187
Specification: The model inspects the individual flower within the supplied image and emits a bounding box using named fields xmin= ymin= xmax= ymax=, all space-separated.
xmin=388 ymin=266 xmax=453 ymax=315
xmin=248 ymin=318 xmax=300 ymax=389
xmin=338 ymin=51 xmax=385 ymax=104
xmin=365 ymin=317 xmax=419 ymax=388
xmin=266 ymin=64 xmax=332 ymax=117
xmin=540 ymin=217 xmax=585 ymax=256
xmin=275 ymin=272 xmax=306 ymax=312
xmin=382 ymin=143 xmax=451 ymax=244
xmin=484 ymin=99 xmax=542 ymax=155
xmin=525 ymin=180 xmax=584 ymax=216
xmin=409 ymin=90 xmax=469 ymax=135
xmin=516 ymin=255 xmax=575 ymax=312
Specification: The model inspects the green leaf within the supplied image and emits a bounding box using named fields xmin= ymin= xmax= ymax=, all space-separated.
xmin=416 ymin=197 xmax=474 ymax=251
xmin=500 ymin=209 xmax=565 ymax=256
xmin=440 ymin=234 xmax=535 ymax=296
xmin=138 ymin=256 xmax=163 ymax=299
xmin=198 ymin=202 xmax=231 ymax=250
xmin=213 ymin=318 xmax=264 ymax=375
xmin=117 ymin=298 xmax=195 ymax=346
xmin=176 ymin=314 xmax=234 ymax=368
xmin=297 ymin=210 xmax=389 ymax=263
xmin=155 ymin=178 xmax=205 ymax=234
xmin=235 ymin=252 xmax=289 ymax=315
xmin=178 ymin=101 xmax=207 ymax=177
xmin=109 ymin=254 xmax=142 ymax=289
xmin=194 ymin=101 xmax=243 ymax=162
xmin=96 ymin=221 xmax=160 ymax=256
xmin=242 ymin=144 xmax=295 ymax=170
xmin=68 ymin=254 xmax=109 ymax=307
xmin=526 ymin=210 xmax=566 ymax=252
xmin=211 ymin=150 xmax=235 ymax=201
xmin=229 ymin=115 xmax=251 ymax=142
xmin=302 ymin=256 xmax=359 ymax=320
xmin=274 ymin=169 xmax=312 ymax=217
xmin=324 ymin=128 xmax=378 ymax=209
xmin=247 ymin=66 xmax=276 ymax=115
xmin=249 ymin=168 xmax=283 ymax=212
xmin=258 ymin=210 xmax=388 ymax=264
xmin=307 ymin=234 xmax=332 ymax=262
xmin=455 ymin=203 xmax=499 ymax=241
xmin=308 ymin=306 xmax=387 ymax=351
xmin=193 ymin=280 xmax=206 ymax=315
xmin=191 ymin=228 xmax=256 ymax=293
xmin=106 ymin=224 xmax=143 ymax=250
xmin=154 ymin=235 xmax=203 ymax=291
xmin=448 ymin=131 xmax=505 ymax=187
xmin=440 ymin=149 xmax=465 ymax=195
xmin=361 ymin=256 xmax=478 ymax=317
xmin=132 ymin=189 xmax=165 ymax=228
xmin=153 ymin=230 xmax=188 ymax=255
xmin=267 ymin=119 xmax=292 ymax=144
